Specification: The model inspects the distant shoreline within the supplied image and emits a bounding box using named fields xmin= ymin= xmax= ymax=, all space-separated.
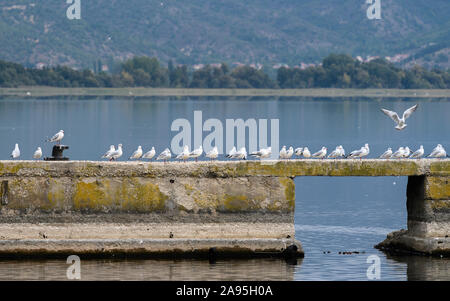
xmin=1 ymin=87 xmax=450 ymax=98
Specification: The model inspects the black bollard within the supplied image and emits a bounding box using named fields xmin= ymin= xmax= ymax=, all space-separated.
xmin=44 ymin=145 xmax=70 ymax=161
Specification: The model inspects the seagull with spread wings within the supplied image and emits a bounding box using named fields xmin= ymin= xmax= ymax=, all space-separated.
xmin=381 ymin=104 xmax=418 ymax=130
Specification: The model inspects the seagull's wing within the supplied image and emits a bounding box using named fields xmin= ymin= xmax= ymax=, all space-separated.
xmin=381 ymin=108 xmax=400 ymax=124
xmin=402 ymin=104 xmax=418 ymax=120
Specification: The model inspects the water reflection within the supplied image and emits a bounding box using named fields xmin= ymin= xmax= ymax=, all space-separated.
xmin=0 ymin=258 xmax=300 ymax=281
xmin=385 ymin=254 xmax=450 ymax=281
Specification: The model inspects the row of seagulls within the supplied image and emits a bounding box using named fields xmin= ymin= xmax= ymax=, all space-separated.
xmin=379 ymin=145 xmax=447 ymax=159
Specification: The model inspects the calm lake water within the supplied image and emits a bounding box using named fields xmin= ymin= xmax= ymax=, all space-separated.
xmin=0 ymin=96 xmax=448 ymax=281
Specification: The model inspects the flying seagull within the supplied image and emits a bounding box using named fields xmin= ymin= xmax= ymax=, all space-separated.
xmin=381 ymin=104 xmax=418 ymax=130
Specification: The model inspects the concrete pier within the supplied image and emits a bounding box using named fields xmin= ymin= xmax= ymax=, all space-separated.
xmin=0 ymin=159 xmax=449 ymax=257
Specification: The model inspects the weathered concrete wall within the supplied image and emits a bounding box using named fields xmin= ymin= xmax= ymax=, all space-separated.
xmin=0 ymin=160 xmax=299 ymax=258
xmin=376 ymin=174 xmax=450 ymax=256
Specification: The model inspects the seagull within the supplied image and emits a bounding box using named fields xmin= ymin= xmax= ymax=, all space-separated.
xmin=294 ymin=147 xmax=303 ymax=157
xmin=205 ymin=146 xmax=219 ymax=161
xmin=391 ymin=147 xmax=405 ymax=159
xmin=189 ymin=145 xmax=203 ymax=162
xmin=410 ymin=145 xmax=424 ymax=159
xmin=285 ymin=147 xmax=294 ymax=159
xmin=312 ymin=147 xmax=327 ymax=159
xmin=47 ymin=130 xmax=64 ymax=145
xmin=130 ymin=146 xmax=143 ymax=160
xmin=102 ymin=145 xmax=115 ymax=160
xmin=379 ymin=148 xmax=393 ymax=159
xmin=176 ymin=145 xmax=190 ymax=162
xmin=33 ymin=147 xmax=42 ymax=160
xmin=428 ymin=144 xmax=447 ymax=158
xmin=110 ymin=144 xmax=123 ymax=161
xmin=10 ymin=144 xmax=20 ymax=159
xmin=142 ymin=147 xmax=156 ymax=161
xmin=231 ymin=147 xmax=247 ymax=160
xmin=348 ymin=144 xmax=369 ymax=159
xmin=279 ymin=146 xmax=287 ymax=159
xmin=226 ymin=147 xmax=237 ymax=158
xmin=381 ymin=104 xmax=418 ymax=130
xmin=302 ymin=147 xmax=311 ymax=158
xmin=328 ymin=145 xmax=345 ymax=159
xmin=250 ymin=146 xmax=271 ymax=159
xmin=157 ymin=148 xmax=172 ymax=162
xmin=402 ymin=147 xmax=411 ymax=158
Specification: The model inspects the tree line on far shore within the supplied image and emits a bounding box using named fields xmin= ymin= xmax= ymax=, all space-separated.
xmin=1 ymin=54 xmax=449 ymax=89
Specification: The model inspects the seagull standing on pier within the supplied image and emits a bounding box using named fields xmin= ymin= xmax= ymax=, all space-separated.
xmin=47 ymin=130 xmax=64 ymax=145
xmin=226 ymin=147 xmax=237 ymax=159
xmin=312 ymin=147 xmax=327 ymax=159
xmin=285 ymin=147 xmax=294 ymax=159
xmin=157 ymin=148 xmax=172 ymax=162
xmin=279 ymin=146 xmax=287 ymax=159
xmin=391 ymin=147 xmax=405 ymax=159
xmin=402 ymin=147 xmax=411 ymax=158
xmin=110 ymin=144 xmax=123 ymax=161
xmin=328 ymin=146 xmax=345 ymax=159
xmin=130 ymin=146 xmax=143 ymax=160
xmin=231 ymin=147 xmax=247 ymax=160
xmin=176 ymin=145 xmax=190 ymax=162
xmin=348 ymin=144 xmax=369 ymax=159
xmin=250 ymin=147 xmax=271 ymax=159
xmin=143 ymin=147 xmax=156 ymax=161
xmin=189 ymin=145 xmax=203 ymax=162
xmin=381 ymin=104 xmax=418 ymax=130
xmin=205 ymin=146 xmax=219 ymax=161
xmin=294 ymin=147 xmax=303 ymax=157
xmin=102 ymin=145 xmax=115 ymax=160
xmin=10 ymin=144 xmax=20 ymax=159
xmin=379 ymin=148 xmax=393 ymax=159
xmin=410 ymin=145 xmax=424 ymax=159
xmin=302 ymin=147 xmax=311 ymax=158
xmin=428 ymin=144 xmax=447 ymax=158
xmin=33 ymin=147 xmax=42 ymax=160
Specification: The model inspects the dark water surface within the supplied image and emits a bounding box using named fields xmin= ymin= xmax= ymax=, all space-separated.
xmin=0 ymin=96 xmax=448 ymax=280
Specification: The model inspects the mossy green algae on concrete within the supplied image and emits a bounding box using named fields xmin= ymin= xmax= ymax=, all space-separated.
xmin=73 ymin=178 xmax=168 ymax=212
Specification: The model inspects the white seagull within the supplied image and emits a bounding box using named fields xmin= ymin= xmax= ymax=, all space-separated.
xmin=205 ymin=146 xmax=219 ymax=161
xmin=402 ymin=147 xmax=411 ymax=158
xmin=250 ymin=146 xmax=271 ymax=159
xmin=47 ymin=130 xmax=65 ymax=144
xmin=157 ymin=148 xmax=172 ymax=162
xmin=279 ymin=146 xmax=287 ymax=159
xmin=189 ymin=145 xmax=203 ymax=162
xmin=381 ymin=104 xmax=418 ymax=130
xmin=391 ymin=147 xmax=405 ymax=159
xmin=110 ymin=144 xmax=123 ymax=161
xmin=285 ymin=146 xmax=294 ymax=159
xmin=379 ymin=148 xmax=393 ymax=159
xmin=102 ymin=145 xmax=116 ymax=160
xmin=328 ymin=145 xmax=345 ymax=159
xmin=130 ymin=146 xmax=143 ymax=160
xmin=312 ymin=147 xmax=327 ymax=159
xmin=348 ymin=144 xmax=369 ymax=159
xmin=10 ymin=143 xmax=20 ymax=159
xmin=231 ymin=147 xmax=247 ymax=160
xmin=226 ymin=147 xmax=237 ymax=159
xmin=176 ymin=145 xmax=190 ymax=162
xmin=294 ymin=147 xmax=303 ymax=157
xmin=410 ymin=145 xmax=424 ymax=159
xmin=428 ymin=144 xmax=447 ymax=158
xmin=33 ymin=147 xmax=42 ymax=160
xmin=302 ymin=147 xmax=311 ymax=158
xmin=142 ymin=147 xmax=156 ymax=161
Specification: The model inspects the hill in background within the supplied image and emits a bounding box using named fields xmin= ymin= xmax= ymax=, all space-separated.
xmin=0 ymin=0 xmax=449 ymax=70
